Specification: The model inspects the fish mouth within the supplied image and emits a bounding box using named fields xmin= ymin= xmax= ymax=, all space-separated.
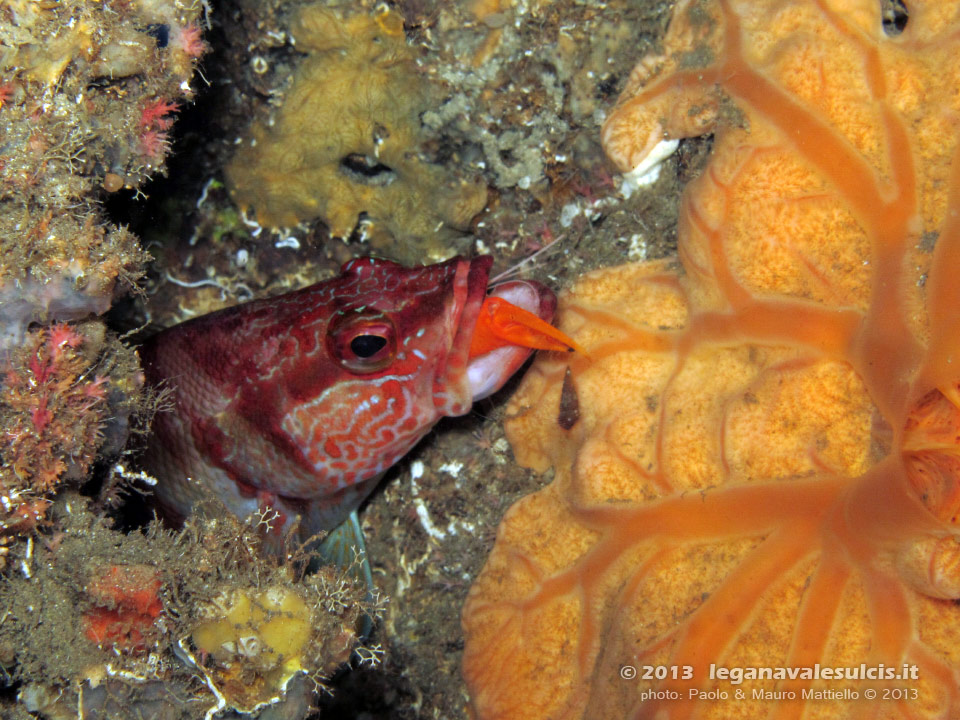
xmin=444 ymin=255 xmax=558 ymax=403
xmin=467 ymin=274 xmax=559 ymax=401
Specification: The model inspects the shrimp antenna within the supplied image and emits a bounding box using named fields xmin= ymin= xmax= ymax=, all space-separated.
xmin=487 ymin=233 xmax=567 ymax=287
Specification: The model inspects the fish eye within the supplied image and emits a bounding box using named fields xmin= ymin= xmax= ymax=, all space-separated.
xmin=327 ymin=312 xmax=396 ymax=373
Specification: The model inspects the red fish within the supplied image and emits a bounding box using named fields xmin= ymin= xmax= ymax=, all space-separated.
xmin=140 ymin=255 xmax=575 ymax=544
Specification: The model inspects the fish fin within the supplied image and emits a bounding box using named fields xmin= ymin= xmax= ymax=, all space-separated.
xmin=316 ymin=509 xmax=375 ymax=639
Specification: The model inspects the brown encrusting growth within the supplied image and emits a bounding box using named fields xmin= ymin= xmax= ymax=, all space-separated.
xmin=0 ymin=0 xmax=207 ymax=534
xmin=0 ymin=0 xmax=206 ymax=357
xmin=0 ymin=495 xmax=379 ymax=718
xmin=224 ymin=4 xmax=487 ymax=262
xmin=463 ymin=1 xmax=960 ymax=718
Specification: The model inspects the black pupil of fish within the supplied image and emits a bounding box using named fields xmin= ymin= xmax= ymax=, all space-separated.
xmin=351 ymin=334 xmax=387 ymax=358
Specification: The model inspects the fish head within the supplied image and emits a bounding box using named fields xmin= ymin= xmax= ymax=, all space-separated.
xmin=319 ymin=255 xmax=559 ymax=418
xmin=142 ymin=255 xmax=561 ymax=520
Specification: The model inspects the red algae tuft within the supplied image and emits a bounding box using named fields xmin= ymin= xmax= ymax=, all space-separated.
xmin=3 ymin=324 xmax=112 ymax=493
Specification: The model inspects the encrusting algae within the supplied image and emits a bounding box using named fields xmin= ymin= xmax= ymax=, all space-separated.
xmin=463 ymin=1 xmax=960 ymax=718
xmin=0 ymin=0 xmax=206 ymax=356
xmin=0 ymin=0 xmax=205 ymax=599
xmin=0 ymin=494 xmax=379 ymax=718
xmin=225 ymin=4 xmax=487 ymax=262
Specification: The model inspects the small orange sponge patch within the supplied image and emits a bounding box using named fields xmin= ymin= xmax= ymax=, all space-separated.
xmin=82 ymin=564 xmax=163 ymax=653
xmin=462 ymin=1 xmax=960 ymax=718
